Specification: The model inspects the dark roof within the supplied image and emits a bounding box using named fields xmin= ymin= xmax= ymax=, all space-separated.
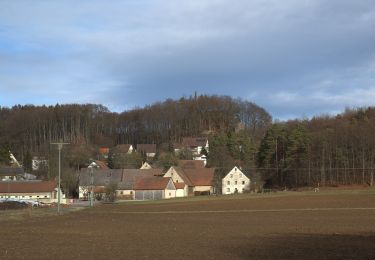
xmin=79 ymin=169 xmax=123 ymax=186
xmin=137 ymin=144 xmax=156 ymax=154
xmin=0 ymin=167 xmax=24 ymax=177
xmin=0 ymin=180 xmax=56 ymax=193
xmin=182 ymin=137 xmax=208 ymax=147
xmin=115 ymin=144 xmax=132 ymax=153
xmin=79 ymin=168 xmax=164 ymax=190
xmin=179 ymin=160 xmax=205 ymax=169
xmin=134 ymin=177 xmax=174 ymax=190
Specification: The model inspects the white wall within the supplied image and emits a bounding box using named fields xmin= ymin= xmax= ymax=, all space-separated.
xmin=222 ymin=167 xmax=250 ymax=195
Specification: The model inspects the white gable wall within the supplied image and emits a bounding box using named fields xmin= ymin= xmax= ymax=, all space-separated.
xmin=164 ymin=167 xmax=185 ymax=184
xmin=222 ymin=167 xmax=250 ymax=194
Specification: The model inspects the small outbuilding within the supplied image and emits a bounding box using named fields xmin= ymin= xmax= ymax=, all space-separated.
xmin=134 ymin=177 xmax=176 ymax=200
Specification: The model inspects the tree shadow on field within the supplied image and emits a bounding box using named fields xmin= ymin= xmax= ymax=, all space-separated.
xmin=224 ymin=233 xmax=375 ymax=260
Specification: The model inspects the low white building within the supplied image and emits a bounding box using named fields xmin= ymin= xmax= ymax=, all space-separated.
xmin=222 ymin=166 xmax=250 ymax=195
xmin=0 ymin=180 xmax=66 ymax=203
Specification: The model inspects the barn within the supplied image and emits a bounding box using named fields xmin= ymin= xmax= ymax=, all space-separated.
xmin=134 ymin=177 xmax=176 ymax=200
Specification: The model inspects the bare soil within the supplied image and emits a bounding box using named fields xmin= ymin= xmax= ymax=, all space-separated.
xmin=1 ymin=190 xmax=375 ymax=259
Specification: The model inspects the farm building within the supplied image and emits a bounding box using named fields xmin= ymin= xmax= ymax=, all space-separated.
xmin=114 ymin=144 xmax=134 ymax=154
xmin=79 ymin=168 xmax=164 ymax=200
xmin=79 ymin=169 xmax=123 ymax=199
xmin=222 ymin=166 xmax=250 ymax=194
xmin=134 ymin=177 xmax=176 ymax=200
xmin=0 ymin=180 xmax=66 ymax=203
xmin=116 ymin=169 xmax=164 ymax=199
xmin=163 ymin=165 xmax=214 ymax=196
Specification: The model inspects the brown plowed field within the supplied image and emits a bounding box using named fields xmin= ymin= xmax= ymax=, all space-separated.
xmin=1 ymin=191 xmax=375 ymax=259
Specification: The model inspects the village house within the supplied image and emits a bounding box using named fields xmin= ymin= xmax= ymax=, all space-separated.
xmin=31 ymin=156 xmax=48 ymax=171
xmin=222 ymin=166 xmax=251 ymax=194
xmin=163 ymin=165 xmax=214 ymax=197
xmin=99 ymin=147 xmax=110 ymax=159
xmin=140 ymin=161 xmax=153 ymax=169
xmin=0 ymin=180 xmax=66 ymax=203
xmin=136 ymin=144 xmax=157 ymax=158
xmin=134 ymin=177 xmax=176 ymax=200
xmin=175 ymin=137 xmax=209 ymax=165
xmin=115 ymin=144 xmax=134 ymax=154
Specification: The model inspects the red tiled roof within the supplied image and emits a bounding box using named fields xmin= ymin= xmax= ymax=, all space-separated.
xmin=99 ymin=148 xmax=109 ymax=154
xmin=179 ymin=160 xmax=205 ymax=169
xmin=170 ymin=167 xmax=193 ymax=186
xmin=174 ymin=182 xmax=185 ymax=189
xmin=182 ymin=137 xmax=208 ymax=147
xmin=115 ymin=144 xmax=132 ymax=153
xmin=137 ymin=144 xmax=156 ymax=154
xmin=0 ymin=181 xmax=57 ymax=193
xmin=183 ymin=168 xmax=214 ymax=186
xmin=134 ymin=177 xmax=173 ymax=190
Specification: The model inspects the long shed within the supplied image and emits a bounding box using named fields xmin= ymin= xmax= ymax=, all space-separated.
xmin=134 ymin=177 xmax=176 ymax=200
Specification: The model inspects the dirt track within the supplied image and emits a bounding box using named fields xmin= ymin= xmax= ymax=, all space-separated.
xmin=1 ymin=191 xmax=375 ymax=259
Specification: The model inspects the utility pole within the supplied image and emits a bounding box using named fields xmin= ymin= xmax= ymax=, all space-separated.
xmin=89 ymin=166 xmax=94 ymax=207
xmin=51 ymin=142 xmax=69 ymax=214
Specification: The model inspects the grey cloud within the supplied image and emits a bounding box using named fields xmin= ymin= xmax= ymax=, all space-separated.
xmin=0 ymin=0 xmax=375 ymax=119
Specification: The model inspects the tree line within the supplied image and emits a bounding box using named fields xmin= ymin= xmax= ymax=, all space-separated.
xmin=0 ymin=94 xmax=271 ymax=168
xmin=1 ymin=95 xmax=374 ymax=190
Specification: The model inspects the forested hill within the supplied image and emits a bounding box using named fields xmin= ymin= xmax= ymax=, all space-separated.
xmin=1 ymin=95 xmax=375 ymax=189
xmin=0 ymin=95 xmax=271 ymax=158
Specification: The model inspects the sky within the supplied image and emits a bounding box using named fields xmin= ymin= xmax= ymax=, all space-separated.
xmin=0 ymin=0 xmax=375 ymax=120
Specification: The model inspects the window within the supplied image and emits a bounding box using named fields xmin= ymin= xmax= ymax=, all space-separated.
xmin=169 ymin=192 xmax=171 ymax=196
xmin=176 ymin=180 xmax=178 ymax=183
xmin=37 ymin=196 xmax=40 ymax=198
xmin=235 ymin=181 xmax=237 ymax=185
xmin=230 ymin=174 xmax=233 ymax=178
xmin=239 ymin=174 xmax=242 ymax=178
xmin=120 ymin=191 xmax=123 ymax=195
xmin=227 ymin=188 xmax=230 ymax=192
xmin=242 ymin=181 xmax=245 ymax=185
xmin=227 ymin=181 xmax=230 ymax=185
xmin=44 ymin=196 xmax=47 ymax=198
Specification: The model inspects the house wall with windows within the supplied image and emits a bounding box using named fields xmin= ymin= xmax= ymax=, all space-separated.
xmin=222 ymin=166 xmax=250 ymax=195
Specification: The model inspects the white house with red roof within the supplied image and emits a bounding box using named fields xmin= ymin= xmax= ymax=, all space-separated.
xmin=164 ymin=163 xmax=214 ymax=197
